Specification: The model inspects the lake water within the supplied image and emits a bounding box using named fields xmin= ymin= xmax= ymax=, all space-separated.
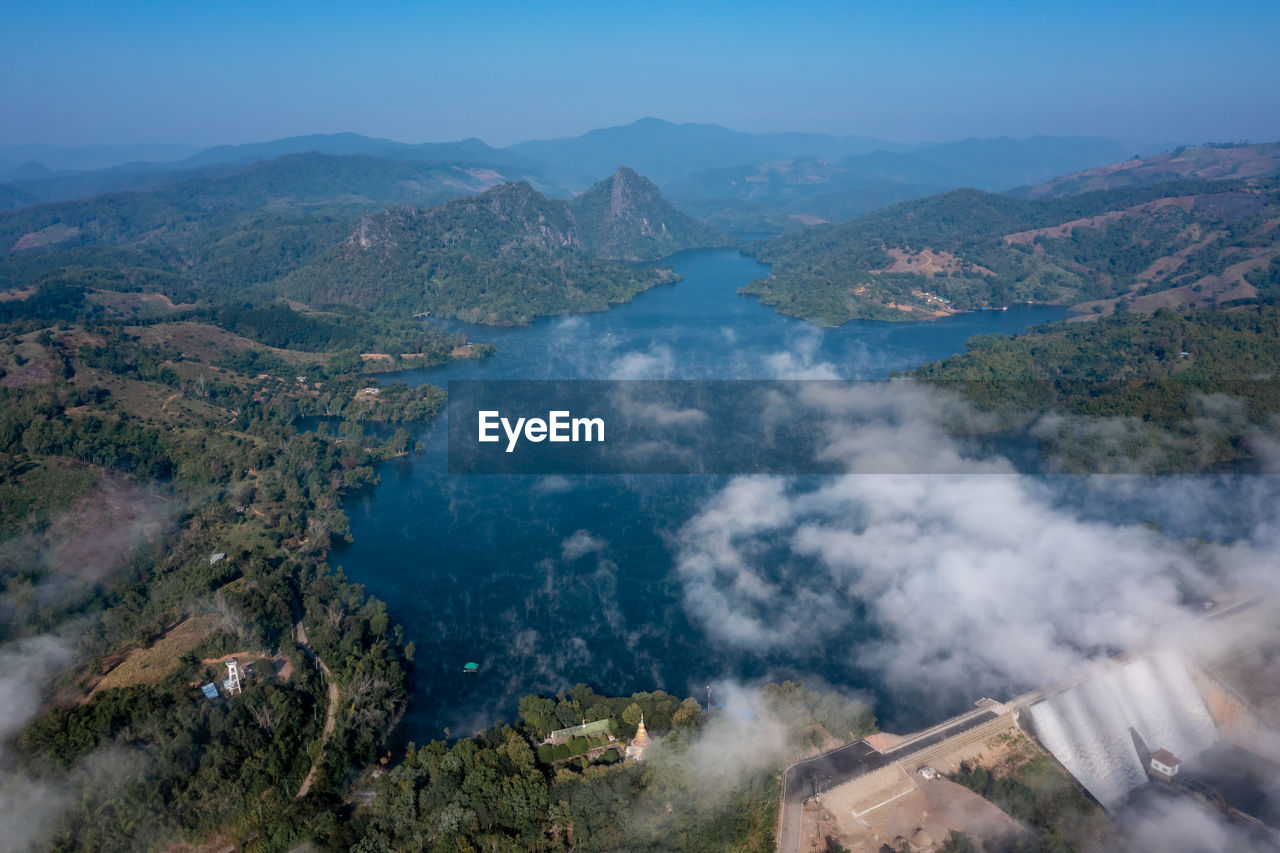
xmin=334 ymin=249 xmax=1068 ymax=738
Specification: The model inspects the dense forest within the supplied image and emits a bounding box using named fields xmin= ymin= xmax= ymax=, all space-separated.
xmin=279 ymin=180 xmax=703 ymax=324
xmin=907 ymin=301 xmax=1280 ymax=471
xmin=341 ymin=681 xmax=875 ymax=852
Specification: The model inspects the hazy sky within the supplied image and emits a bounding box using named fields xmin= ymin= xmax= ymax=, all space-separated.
xmin=3 ymin=0 xmax=1278 ymax=148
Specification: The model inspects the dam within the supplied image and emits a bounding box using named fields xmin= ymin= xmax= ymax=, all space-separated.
xmin=1025 ymin=649 xmax=1218 ymax=807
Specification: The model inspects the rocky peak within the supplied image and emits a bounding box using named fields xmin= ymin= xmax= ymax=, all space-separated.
xmin=606 ymin=167 xmax=662 ymax=220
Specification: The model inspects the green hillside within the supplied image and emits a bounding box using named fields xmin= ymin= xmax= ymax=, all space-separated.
xmin=1020 ymin=142 xmax=1280 ymax=198
xmin=281 ymin=181 xmax=684 ymax=324
xmin=741 ymin=178 xmax=1279 ymax=324
xmin=567 ymin=167 xmax=729 ymax=260
xmin=908 ymin=303 xmax=1280 ymax=470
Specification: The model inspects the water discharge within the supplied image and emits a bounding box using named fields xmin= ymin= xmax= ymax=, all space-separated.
xmin=1026 ymin=650 xmax=1218 ymax=806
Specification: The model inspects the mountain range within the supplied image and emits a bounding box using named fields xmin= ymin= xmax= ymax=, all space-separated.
xmin=0 ymin=119 xmax=1171 ymax=223
xmin=0 ymin=158 xmax=728 ymax=325
xmin=3 ymin=126 xmax=1278 ymax=329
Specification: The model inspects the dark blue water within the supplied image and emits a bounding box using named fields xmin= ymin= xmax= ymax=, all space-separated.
xmin=334 ymin=250 xmax=1066 ymax=738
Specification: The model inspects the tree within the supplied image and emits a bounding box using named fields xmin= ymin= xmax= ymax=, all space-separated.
xmin=517 ymin=694 xmax=557 ymax=737
xmin=622 ymin=703 xmax=643 ymax=730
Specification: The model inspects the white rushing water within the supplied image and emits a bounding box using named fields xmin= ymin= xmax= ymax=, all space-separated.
xmin=1026 ymin=649 xmax=1218 ymax=807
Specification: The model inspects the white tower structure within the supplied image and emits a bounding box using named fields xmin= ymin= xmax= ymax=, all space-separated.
xmin=224 ymin=658 xmax=243 ymax=696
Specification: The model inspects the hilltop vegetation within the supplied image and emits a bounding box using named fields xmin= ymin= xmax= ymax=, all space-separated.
xmin=908 ymin=302 xmax=1280 ymax=471
xmin=741 ymin=177 xmax=1280 ymax=324
xmin=0 ymin=152 xmax=512 ymax=250
xmin=279 ymin=179 xmax=700 ymax=324
xmin=1019 ymin=142 xmax=1280 ymax=199
xmin=281 ymin=173 xmax=726 ymax=324
xmin=0 ymin=154 xmax=516 ymax=312
xmin=567 ymin=167 xmax=728 ymax=261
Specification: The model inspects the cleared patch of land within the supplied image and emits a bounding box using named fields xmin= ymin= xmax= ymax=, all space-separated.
xmin=812 ymin=778 xmax=1025 ymax=852
xmin=127 ymin=321 xmax=318 ymax=365
xmin=799 ymin=714 xmax=1033 ymax=852
xmin=90 ymin=614 xmax=220 ymax=695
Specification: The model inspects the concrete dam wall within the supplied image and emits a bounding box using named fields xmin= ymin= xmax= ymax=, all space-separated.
xmin=1026 ymin=650 xmax=1218 ymax=807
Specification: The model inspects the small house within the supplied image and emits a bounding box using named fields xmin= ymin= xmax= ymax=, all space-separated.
xmin=1149 ymin=748 xmax=1182 ymax=780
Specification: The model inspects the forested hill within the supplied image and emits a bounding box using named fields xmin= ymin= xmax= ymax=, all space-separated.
xmin=1019 ymin=142 xmax=1280 ymax=199
xmin=908 ymin=303 xmax=1280 ymax=471
xmin=0 ymin=152 xmax=513 ymax=252
xmin=740 ymin=177 xmax=1280 ymax=325
xmin=567 ymin=167 xmax=729 ymax=260
xmin=280 ymin=179 xmax=705 ymax=324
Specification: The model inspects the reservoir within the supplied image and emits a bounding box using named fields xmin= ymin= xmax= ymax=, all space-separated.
xmin=334 ymin=249 xmax=1067 ymax=739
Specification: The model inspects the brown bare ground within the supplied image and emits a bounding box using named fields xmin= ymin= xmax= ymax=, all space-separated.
xmin=1072 ymin=244 xmax=1277 ymax=317
xmin=801 ymin=717 xmax=1033 ymax=852
xmin=36 ymin=479 xmax=172 ymax=583
xmin=864 ymin=732 xmax=906 ymax=752
xmin=872 ymin=248 xmax=994 ymax=278
xmin=11 ymin=223 xmax=81 ymax=251
xmin=0 ymin=356 xmax=55 ymax=387
xmin=128 ymin=322 xmax=314 ymax=365
xmin=88 ymin=615 xmax=220 ymax=697
xmin=813 ymin=780 xmax=1027 ymax=852
xmin=88 ymin=291 xmax=195 ymax=316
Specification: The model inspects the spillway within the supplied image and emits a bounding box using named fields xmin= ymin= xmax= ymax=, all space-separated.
xmin=1026 ymin=650 xmax=1217 ymax=807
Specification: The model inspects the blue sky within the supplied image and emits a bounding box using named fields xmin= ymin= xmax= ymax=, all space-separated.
xmin=2 ymin=0 xmax=1278 ymax=147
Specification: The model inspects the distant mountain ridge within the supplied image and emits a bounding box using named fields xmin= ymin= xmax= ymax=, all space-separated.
xmin=0 ymin=152 xmax=517 ymax=254
xmin=1020 ymin=142 xmax=1280 ymax=198
xmin=0 ymin=120 xmax=1178 ymax=219
xmin=176 ymin=132 xmax=539 ymax=173
xmin=664 ymin=136 xmax=1149 ymax=229
xmin=508 ymin=116 xmax=903 ymax=186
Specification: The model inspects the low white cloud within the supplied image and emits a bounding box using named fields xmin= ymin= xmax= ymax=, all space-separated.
xmin=673 ymin=383 xmax=1280 ymax=707
xmin=561 ymin=529 xmax=607 ymax=561
xmin=609 ymin=346 xmax=676 ymax=379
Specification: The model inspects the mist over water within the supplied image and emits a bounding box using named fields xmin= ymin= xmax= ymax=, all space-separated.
xmin=331 ymin=250 xmax=1269 ymax=742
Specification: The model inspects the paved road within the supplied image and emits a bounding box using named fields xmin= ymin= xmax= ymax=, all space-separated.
xmin=778 ymin=709 xmax=998 ymax=853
